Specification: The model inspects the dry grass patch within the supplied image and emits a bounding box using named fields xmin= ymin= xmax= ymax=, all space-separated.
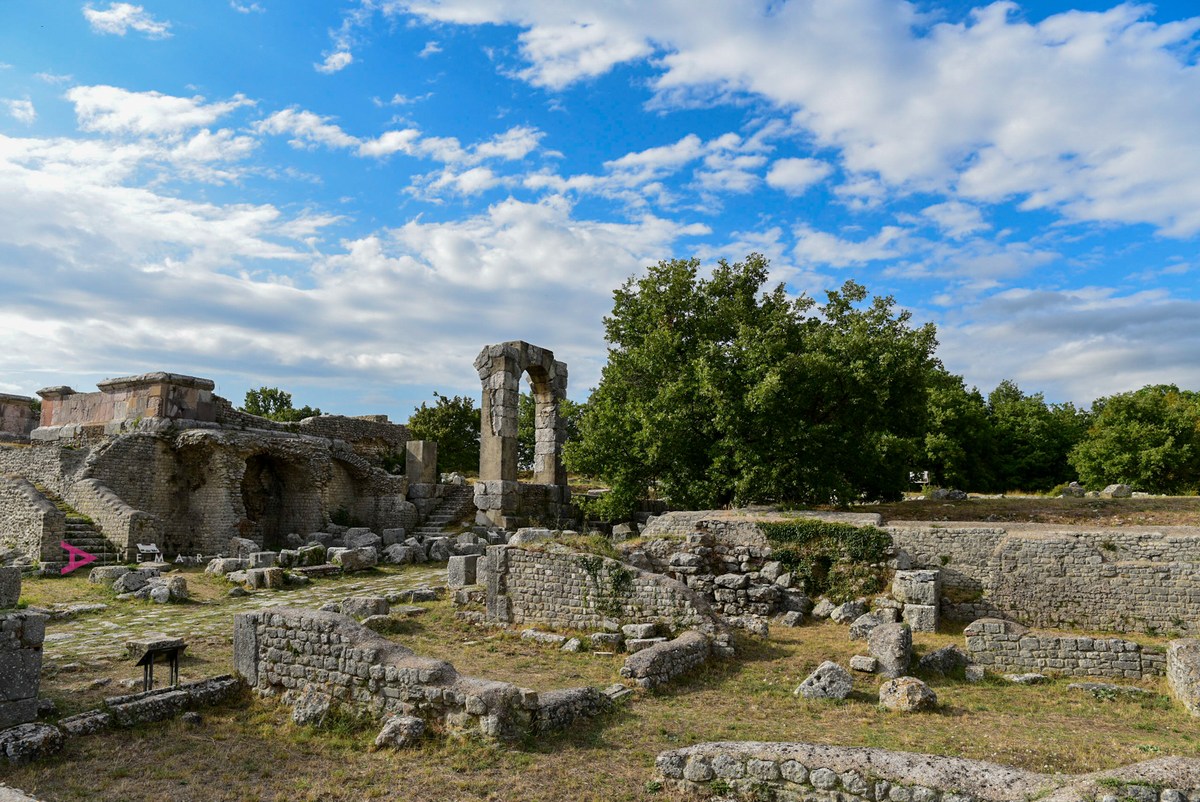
xmin=860 ymin=496 xmax=1200 ymax=527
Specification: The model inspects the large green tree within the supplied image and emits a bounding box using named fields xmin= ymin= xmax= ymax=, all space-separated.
xmin=565 ymin=254 xmax=940 ymax=515
xmin=1069 ymin=384 xmax=1200 ymax=494
xmin=407 ymin=393 xmax=481 ymax=475
xmin=987 ymin=380 xmax=1089 ymax=491
xmin=919 ymin=371 xmax=996 ymax=490
xmin=241 ymin=387 xmax=321 ymax=422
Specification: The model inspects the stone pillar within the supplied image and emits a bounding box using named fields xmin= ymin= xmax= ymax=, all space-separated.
xmin=405 ymin=440 xmax=438 ymax=484
xmin=0 ymin=569 xmax=45 ymax=729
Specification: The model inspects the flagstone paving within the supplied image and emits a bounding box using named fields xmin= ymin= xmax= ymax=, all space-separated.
xmin=39 ymin=567 xmax=448 ymax=663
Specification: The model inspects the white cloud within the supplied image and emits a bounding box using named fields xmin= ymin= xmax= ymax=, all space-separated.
xmin=316 ymin=49 xmax=353 ymax=74
xmin=68 ymin=86 xmax=254 ymax=137
xmin=255 ymin=108 xmax=359 ymax=150
xmin=793 ymin=224 xmax=908 ymax=267
xmin=230 ymin=1 xmax=264 ymax=12
xmin=34 ymin=72 xmax=73 ymax=85
xmin=378 ymin=0 xmax=1200 ymax=236
xmin=937 ymin=287 xmax=1200 ymax=404
xmin=83 ymin=3 xmax=172 ymax=38
xmin=418 ymin=40 xmax=442 ymax=58
xmin=921 ymin=201 xmax=989 ymax=239
xmin=4 ymin=99 xmax=36 ymax=125
xmin=766 ymin=157 xmax=832 ymax=195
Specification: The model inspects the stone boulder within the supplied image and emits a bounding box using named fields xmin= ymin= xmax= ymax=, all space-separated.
xmin=383 ymin=544 xmax=416 ymax=565
xmin=830 ymin=599 xmax=868 ymax=624
xmin=335 ymin=547 xmax=378 ymax=573
xmin=879 ymin=677 xmax=937 ymax=712
xmin=426 ymin=538 xmax=451 ymax=563
xmin=1061 ymin=482 xmax=1086 ymax=498
xmin=87 ymin=566 xmax=130 ymax=587
xmin=1101 ymin=483 xmax=1132 ymax=498
xmin=509 ymin=528 xmax=553 ymax=545
xmin=206 ymin=557 xmax=247 ymax=576
xmin=341 ymin=596 xmax=389 ymax=620
xmin=868 ymin=623 xmax=912 ymax=679
xmin=794 ymin=661 xmax=853 ymax=700
xmin=248 ymin=551 xmax=278 ymax=569
xmin=918 ymin=645 xmax=969 ymax=675
xmin=374 ymin=714 xmax=425 ymax=748
xmin=849 ymin=612 xmax=884 ymax=641
xmin=228 ymin=537 xmax=259 ymax=558
xmin=297 ymin=544 xmax=326 ymax=566
xmin=892 ymin=570 xmax=941 ymax=606
xmin=291 ymin=687 xmax=332 ymax=726
xmin=811 ymin=599 xmax=836 ymax=619
xmin=112 ymin=570 xmax=155 ymax=595
xmin=0 ymin=722 xmax=63 ymax=764
xmin=344 ymin=530 xmax=382 ymax=550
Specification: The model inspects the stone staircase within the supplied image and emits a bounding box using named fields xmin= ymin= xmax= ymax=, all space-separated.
xmin=33 ymin=484 xmax=124 ymax=568
xmin=413 ymin=484 xmax=476 ymax=539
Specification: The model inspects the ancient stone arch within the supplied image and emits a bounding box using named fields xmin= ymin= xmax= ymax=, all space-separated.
xmin=473 ymin=341 xmax=570 ymax=529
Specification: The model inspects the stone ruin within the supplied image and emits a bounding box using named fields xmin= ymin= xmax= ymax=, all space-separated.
xmin=473 ymin=341 xmax=571 ymax=529
xmin=0 ymin=371 xmax=475 ymax=568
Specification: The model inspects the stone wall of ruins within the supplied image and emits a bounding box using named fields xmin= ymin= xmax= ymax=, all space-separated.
xmin=0 ymin=395 xmax=37 ymax=441
xmin=37 ymin=373 xmax=216 ymax=432
xmin=0 ymin=477 xmax=62 ymax=564
xmin=0 ymin=610 xmax=46 ymax=729
xmin=233 ymin=607 xmax=606 ymax=740
xmin=892 ymin=526 xmax=1200 ymax=633
xmin=964 ymin=618 xmax=1167 ymax=679
xmin=656 ymin=742 xmax=1200 ymax=802
xmin=483 ymin=544 xmax=721 ymax=633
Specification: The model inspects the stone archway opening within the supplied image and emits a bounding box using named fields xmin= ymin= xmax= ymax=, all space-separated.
xmin=240 ymin=454 xmax=310 ymax=550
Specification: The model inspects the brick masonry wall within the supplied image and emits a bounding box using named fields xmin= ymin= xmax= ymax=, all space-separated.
xmin=233 ymin=607 xmax=606 ymax=739
xmin=963 ymin=618 xmax=1166 ymax=679
xmin=40 ymin=373 xmax=215 ymax=428
xmin=484 ymin=545 xmax=723 ymax=634
xmin=655 ymin=742 xmax=1200 ymax=802
xmin=0 ymin=611 xmax=47 ymax=729
xmin=0 ymin=477 xmax=64 ymax=562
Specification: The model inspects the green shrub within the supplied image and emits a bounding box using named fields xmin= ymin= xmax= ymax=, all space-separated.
xmin=760 ymin=518 xmax=892 ymax=602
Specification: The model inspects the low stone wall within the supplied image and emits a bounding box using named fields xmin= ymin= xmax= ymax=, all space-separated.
xmin=58 ymin=675 xmax=241 ymax=735
xmin=964 ymin=618 xmax=1166 ymax=679
xmin=655 ymin=742 xmax=1200 ymax=802
xmin=0 ymin=477 xmax=64 ymax=563
xmin=620 ymin=631 xmax=711 ymax=688
xmin=888 ymin=526 xmax=1006 ymax=592
xmin=0 ymin=611 xmax=46 ymax=729
xmin=483 ymin=545 xmax=723 ymax=634
xmin=473 ymin=481 xmax=572 ymax=529
xmin=1167 ymin=640 xmax=1200 ymax=716
xmin=233 ymin=607 xmax=606 ymax=740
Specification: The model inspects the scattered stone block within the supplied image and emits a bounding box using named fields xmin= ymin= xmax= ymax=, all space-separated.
xmin=626 ymin=637 xmax=668 ymax=653
xmin=879 ymin=677 xmax=937 ymax=712
xmin=510 ymin=528 xmax=553 ymax=545
xmin=383 ymin=544 xmax=416 ymax=565
xmin=426 ymin=538 xmax=451 ymax=562
xmin=335 ymin=547 xmax=378 ymax=572
xmin=965 ymin=665 xmax=985 ymax=683
xmin=341 ymin=596 xmax=389 ymax=620
xmin=374 ymin=714 xmax=425 ymax=748
xmin=918 ymin=645 xmax=969 ymax=675
xmin=902 ymin=603 xmax=939 ymax=632
xmin=58 ymin=709 xmax=112 ymax=736
xmin=830 ymin=599 xmax=868 ymax=624
xmin=297 ymin=544 xmax=326 ymax=566
xmin=0 ymin=722 xmax=63 ymax=764
xmin=229 ymin=537 xmax=259 ymax=557
xmin=1068 ymin=682 xmax=1152 ymax=698
xmin=849 ymin=655 xmax=878 ymax=673
xmin=777 ymin=611 xmax=804 ymax=628
xmin=291 ymin=686 xmax=331 ymax=726
xmin=206 ymin=557 xmax=247 ymax=575
xmin=1005 ymin=673 xmax=1048 ymax=685
xmin=892 ymin=570 xmax=941 ymax=606
xmin=811 ymin=598 xmax=835 ymax=619
xmin=0 ymin=568 xmax=19 ymax=609
xmin=248 ymin=551 xmax=278 ymax=569
xmin=447 ymin=554 xmax=479 ymax=588
xmin=794 ymin=661 xmax=853 ymax=700
xmin=1100 ymin=484 xmax=1132 ymax=498
xmin=149 ymin=586 xmax=171 ymax=604
xmin=868 ymin=623 xmax=912 ymax=679
xmin=345 ymin=531 xmax=382 ymax=550
xmin=590 ymin=632 xmax=623 ymax=649
xmin=622 ymin=623 xmax=657 ymax=639
xmin=381 ymin=528 xmax=406 ymax=546
xmin=562 ymin=638 xmax=583 ymax=653
xmin=849 ymin=612 xmax=884 ymax=641
xmin=87 ymin=566 xmax=130 ymax=587
xmin=277 ymin=549 xmax=299 ymax=568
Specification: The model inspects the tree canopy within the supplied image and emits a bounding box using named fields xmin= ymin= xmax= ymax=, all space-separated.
xmin=241 ymin=387 xmax=321 ymax=423
xmin=564 ymin=254 xmax=940 ymax=516
xmin=1069 ymin=385 xmax=1200 ymax=494
xmin=407 ymin=393 xmax=481 ymax=475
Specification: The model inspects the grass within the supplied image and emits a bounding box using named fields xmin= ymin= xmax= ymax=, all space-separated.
xmin=8 ymin=578 xmax=1200 ymax=802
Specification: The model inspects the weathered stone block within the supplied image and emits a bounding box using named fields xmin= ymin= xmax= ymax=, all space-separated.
xmin=248 ymin=551 xmax=278 ymax=569
xmin=879 ymin=677 xmax=937 ymax=712
xmin=794 ymin=660 xmax=853 ymax=699
xmin=869 ymin=623 xmax=912 ymax=679
xmin=447 ymin=555 xmax=479 ymax=588
xmin=903 ymin=603 xmax=939 ymax=632
xmin=1168 ymin=639 xmax=1200 ymax=716
xmin=336 ymin=547 xmax=378 ymax=572
xmin=0 ymin=568 xmax=19 ymax=609
xmin=341 ymin=596 xmax=389 ymax=620
xmin=892 ymin=570 xmax=941 ymax=606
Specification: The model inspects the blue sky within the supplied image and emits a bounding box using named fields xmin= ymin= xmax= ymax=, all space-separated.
xmin=1 ymin=1 xmax=1198 ymax=419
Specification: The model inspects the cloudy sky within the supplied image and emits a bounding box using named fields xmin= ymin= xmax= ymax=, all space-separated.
xmin=1 ymin=1 xmax=1198 ymax=417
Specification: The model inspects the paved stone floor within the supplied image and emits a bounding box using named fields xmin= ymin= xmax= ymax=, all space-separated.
xmin=40 ymin=567 xmax=448 ymax=663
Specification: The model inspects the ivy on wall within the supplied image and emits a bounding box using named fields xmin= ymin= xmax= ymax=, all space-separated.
xmin=760 ymin=519 xmax=893 ymax=602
